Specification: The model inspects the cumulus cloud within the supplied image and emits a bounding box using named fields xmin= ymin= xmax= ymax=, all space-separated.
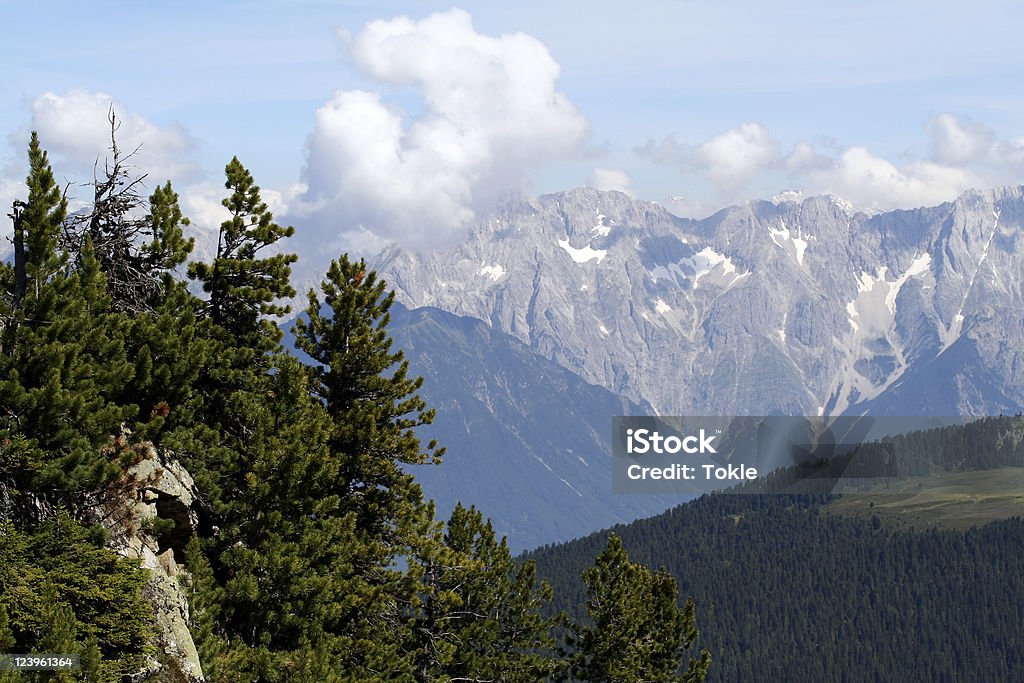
xmin=296 ymin=8 xmax=590 ymax=251
xmin=785 ymin=140 xmax=833 ymax=172
xmin=16 ymin=89 xmax=197 ymax=183
xmin=180 ymin=181 xmax=231 ymax=234
xmin=649 ymin=114 xmax=1024 ymax=215
xmin=926 ymin=113 xmax=1024 ymax=169
xmin=691 ymin=123 xmax=780 ymax=189
xmin=0 ymin=89 xmax=199 ymax=252
xmin=587 ymin=168 xmax=633 ymax=195
xmin=811 ymin=147 xmax=980 ymax=211
xmin=638 ymin=122 xmax=782 ymax=192
xmin=803 ymin=114 xmax=1024 ymax=210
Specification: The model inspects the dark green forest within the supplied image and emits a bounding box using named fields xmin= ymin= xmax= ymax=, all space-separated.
xmin=528 ymin=418 xmax=1024 ymax=682
xmin=0 ymin=128 xmax=708 ymax=682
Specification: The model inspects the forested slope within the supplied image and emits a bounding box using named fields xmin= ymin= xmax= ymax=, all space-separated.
xmin=529 ymin=417 xmax=1024 ymax=682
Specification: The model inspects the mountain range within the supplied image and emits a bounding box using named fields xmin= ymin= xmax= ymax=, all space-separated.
xmin=358 ymin=186 xmax=1024 ymax=549
xmin=376 ymin=186 xmax=1024 ymax=419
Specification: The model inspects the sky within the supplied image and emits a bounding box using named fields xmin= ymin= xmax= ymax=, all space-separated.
xmin=2 ymin=0 xmax=1024 ymax=260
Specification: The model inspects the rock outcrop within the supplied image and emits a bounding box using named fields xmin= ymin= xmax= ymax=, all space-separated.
xmin=94 ymin=437 xmax=205 ymax=682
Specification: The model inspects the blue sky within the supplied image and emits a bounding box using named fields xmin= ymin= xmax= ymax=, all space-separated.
xmin=2 ymin=0 xmax=1023 ymax=254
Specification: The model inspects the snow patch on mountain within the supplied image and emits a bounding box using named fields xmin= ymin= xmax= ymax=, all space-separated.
xmin=768 ymin=219 xmax=809 ymax=266
xmin=558 ymin=238 xmax=607 ymax=264
xmin=591 ymin=209 xmax=612 ymax=237
xmin=833 ymin=252 xmax=934 ymax=414
xmin=688 ymin=247 xmax=748 ymax=289
xmin=648 ymin=247 xmax=749 ymax=290
xmin=771 ymin=190 xmax=805 ymax=205
xmin=831 ymin=196 xmax=856 ymax=214
xmin=479 ymin=263 xmax=506 ymax=281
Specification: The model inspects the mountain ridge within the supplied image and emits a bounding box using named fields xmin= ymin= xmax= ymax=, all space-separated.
xmin=375 ymin=184 xmax=1024 ymax=418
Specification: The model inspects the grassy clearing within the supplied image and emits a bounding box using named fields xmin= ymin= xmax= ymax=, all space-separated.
xmin=825 ymin=467 xmax=1024 ymax=531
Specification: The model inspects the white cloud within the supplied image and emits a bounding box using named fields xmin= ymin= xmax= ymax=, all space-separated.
xmin=180 ymin=181 xmax=231 ymax=233
xmin=18 ymin=89 xmax=197 ymax=183
xmin=652 ymin=114 xmax=1024 ymax=215
xmin=691 ymin=123 xmax=780 ymax=189
xmin=785 ymin=140 xmax=833 ymax=172
xmin=926 ymin=113 xmax=995 ymax=166
xmin=296 ymin=8 xmax=589 ymax=251
xmin=260 ymin=181 xmax=307 ymax=223
xmin=925 ymin=113 xmax=1024 ymax=171
xmin=1 ymin=91 xmax=198 ymax=252
xmin=811 ymin=147 xmax=980 ymax=211
xmin=587 ymin=168 xmax=632 ymax=195
xmin=638 ymin=122 xmax=781 ymax=192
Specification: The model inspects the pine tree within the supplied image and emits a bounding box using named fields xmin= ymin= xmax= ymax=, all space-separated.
xmin=0 ymin=514 xmax=152 ymax=679
xmin=291 ymin=255 xmax=444 ymax=676
xmin=36 ymin=578 xmax=78 ymax=651
xmin=570 ymin=533 xmax=711 ymax=683
xmin=293 ymin=256 xmax=442 ymax=542
xmin=0 ymin=135 xmax=137 ymax=506
xmin=188 ymin=157 xmax=296 ymax=355
xmin=35 ymin=580 xmax=82 ymax=683
xmin=2 ymin=131 xmax=67 ymax=357
xmin=185 ymin=352 xmax=415 ymax=681
xmin=62 ymin=111 xmax=191 ymax=314
xmin=143 ymin=180 xmax=194 ymax=281
xmin=409 ymin=503 xmax=562 ymax=681
xmin=117 ymin=181 xmax=203 ymax=443
xmin=177 ymin=158 xmax=297 ymax=516
xmin=181 ymin=160 xmax=297 ymax=491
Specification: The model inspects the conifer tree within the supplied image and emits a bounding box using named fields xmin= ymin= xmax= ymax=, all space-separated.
xmin=63 ymin=111 xmax=191 ymax=313
xmin=143 ymin=181 xmax=194 ymax=281
xmin=570 ymin=533 xmax=711 ymax=683
xmin=0 ymin=514 xmax=151 ymax=678
xmin=409 ymin=503 xmax=562 ymax=681
xmin=189 ymin=157 xmax=296 ymax=355
xmin=2 ymin=132 xmax=67 ymax=357
xmin=293 ymin=256 xmax=442 ymax=540
xmin=292 ymin=255 xmax=444 ymax=676
xmin=0 ymin=135 xmax=137 ymax=505
xmin=117 ymin=181 xmax=202 ymax=443
xmin=179 ymin=159 xmax=296 ymax=513
xmin=36 ymin=579 xmax=79 ymax=654
xmin=186 ymin=352 xmax=412 ymax=681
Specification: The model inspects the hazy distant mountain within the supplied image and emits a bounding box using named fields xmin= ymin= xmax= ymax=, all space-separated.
xmin=387 ymin=303 xmax=682 ymax=552
xmin=376 ymin=186 xmax=1024 ymax=418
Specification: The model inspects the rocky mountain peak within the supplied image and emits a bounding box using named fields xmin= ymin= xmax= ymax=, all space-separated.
xmin=376 ymin=185 xmax=1024 ymax=418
